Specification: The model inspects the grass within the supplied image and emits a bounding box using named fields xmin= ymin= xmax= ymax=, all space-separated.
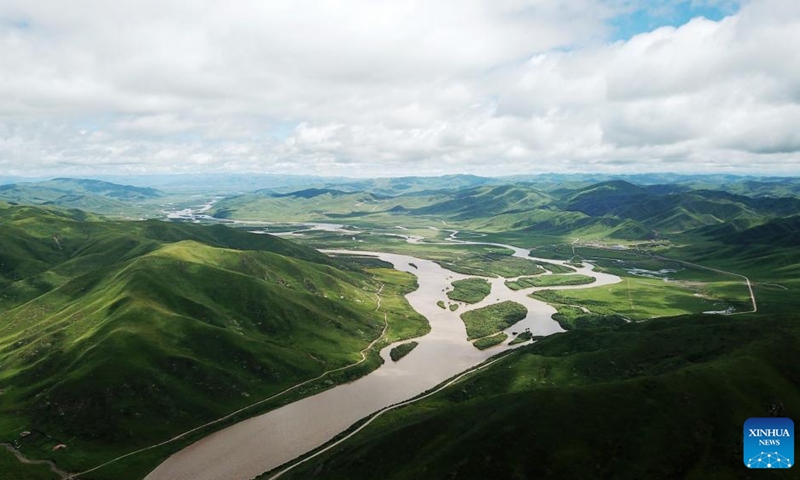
xmin=534 ymin=261 xmax=576 ymax=274
xmin=459 ymin=301 xmax=528 ymax=340
xmin=508 ymin=331 xmax=534 ymax=345
xmin=274 ymin=229 xmax=550 ymax=278
xmin=472 ymin=333 xmax=508 ymax=350
xmin=0 ymin=206 xmax=428 ymax=480
xmin=0 ymin=446 xmax=60 ymax=480
xmin=531 ymin=273 xmax=746 ymax=321
xmin=6 ymin=182 xmax=800 ymax=480
xmin=449 ymin=304 xmax=459 ymax=311
xmin=549 ymin=305 xmax=629 ymax=330
xmin=447 ymin=278 xmax=491 ymax=304
xmin=389 ymin=342 xmax=419 ymax=362
xmin=435 ymin=254 xmax=546 ymax=278
xmin=505 ymin=274 xmax=595 ymax=290
xmin=436 ymin=300 xmax=446 ymax=309
xmin=274 ymin=313 xmax=800 ymax=480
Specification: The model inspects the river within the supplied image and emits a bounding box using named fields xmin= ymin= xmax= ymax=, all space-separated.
xmin=145 ymin=238 xmax=620 ymax=480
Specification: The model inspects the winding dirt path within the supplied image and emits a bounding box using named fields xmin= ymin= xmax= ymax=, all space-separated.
xmin=1 ymin=443 xmax=70 ymax=479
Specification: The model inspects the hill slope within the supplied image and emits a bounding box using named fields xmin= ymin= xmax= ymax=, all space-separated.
xmin=275 ymin=314 xmax=800 ymax=480
xmin=0 ymin=205 xmax=427 ymax=479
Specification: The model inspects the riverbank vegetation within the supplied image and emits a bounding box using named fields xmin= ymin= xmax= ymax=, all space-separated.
xmin=473 ymin=333 xmax=508 ymax=350
xmin=459 ymin=301 xmax=528 ymax=340
xmin=447 ymin=278 xmax=491 ymax=304
xmin=389 ymin=342 xmax=419 ymax=361
xmin=509 ymin=331 xmax=534 ymax=345
xmin=505 ymin=274 xmax=595 ymax=290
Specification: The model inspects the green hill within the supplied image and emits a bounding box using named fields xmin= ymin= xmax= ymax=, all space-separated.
xmin=275 ymin=314 xmax=800 ymax=480
xmin=0 ymin=204 xmax=427 ymax=479
xmin=0 ymin=178 xmax=163 ymax=216
xmin=706 ymin=215 xmax=800 ymax=248
xmin=409 ymin=185 xmax=553 ymax=220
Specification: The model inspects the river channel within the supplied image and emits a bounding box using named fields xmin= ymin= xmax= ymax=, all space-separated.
xmin=145 ymin=236 xmax=620 ymax=480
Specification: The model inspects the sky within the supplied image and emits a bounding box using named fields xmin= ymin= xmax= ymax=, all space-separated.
xmin=1 ymin=0 xmax=799 ymax=178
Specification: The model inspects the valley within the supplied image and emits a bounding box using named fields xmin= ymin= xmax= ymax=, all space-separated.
xmin=0 ymin=174 xmax=798 ymax=480
xmin=5 ymin=4 xmax=800 ymax=478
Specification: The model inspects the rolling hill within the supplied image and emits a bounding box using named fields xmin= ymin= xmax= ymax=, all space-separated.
xmin=0 ymin=203 xmax=427 ymax=479
xmin=274 ymin=313 xmax=800 ymax=480
xmin=210 ymin=179 xmax=800 ymax=241
xmin=0 ymin=178 xmax=163 ymax=216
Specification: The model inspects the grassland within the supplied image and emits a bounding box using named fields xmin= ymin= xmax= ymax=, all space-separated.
xmin=446 ymin=278 xmax=491 ymax=304
xmin=5 ymin=178 xmax=800 ymax=480
xmin=472 ymin=333 xmax=508 ymax=350
xmin=0 ymin=205 xmax=428 ymax=480
xmin=273 ymin=313 xmax=800 ymax=480
xmin=534 ymin=261 xmax=577 ymax=274
xmin=459 ymin=301 xmax=527 ymax=340
xmin=505 ymin=274 xmax=595 ymax=290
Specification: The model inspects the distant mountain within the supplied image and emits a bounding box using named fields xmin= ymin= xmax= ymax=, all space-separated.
xmin=0 ymin=178 xmax=163 ymax=215
xmin=44 ymin=178 xmax=162 ymax=200
xmin=271 ymin=188 xmax=352 ymax=198
xmin=409 ymin=184 xmax=553 ymax=220
xmin=562 ymin=180 xmax=800 ymax=234
xmin=212 ymin=189 xmax=393 ymax=221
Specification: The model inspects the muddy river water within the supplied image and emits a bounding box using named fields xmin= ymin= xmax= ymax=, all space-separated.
xmin=145 ymin=238 xmax=620 ymax=480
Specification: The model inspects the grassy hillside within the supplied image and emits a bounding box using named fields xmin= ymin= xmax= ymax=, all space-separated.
xmin=274 ymin=313 xmax=800 ymax=480
xmin=0 ymin=178 xmax=163 ymax=217
xmin=0 ymin=205 xmax=427 ymax=479
xmin=210 ymin=179 xmax=800 ymax=245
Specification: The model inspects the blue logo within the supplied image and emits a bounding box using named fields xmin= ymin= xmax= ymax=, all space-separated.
xmin=744 ymin=417 xmax=793 ymax=469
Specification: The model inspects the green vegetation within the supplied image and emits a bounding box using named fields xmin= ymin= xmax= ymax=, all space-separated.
xmin=389 ymin=342 xmax=419 ymax=361
xmin=550 ymin=305 xmax=629 ymax=330
xmin=0 ymin=204 xmax=427 ymax=479
xmin=436 ymin=300 xmax=446 ymax=309
xmin=275 ymin=314 xmax=800 ymax=480
xmin=459 ymin=301 xmax=527 ymax=340
xmin=531 ymin=273 xmax=745 ymax=321
xmin=446 ymin=278 xmax=491 ymax=304
xmin=0 ymin=446 xmax=59 ymax=480
xmin=472 ymin=333 xmax=507 ymax=350
xmin=434 ymin=252 xmax=546 ymax=278
xmin=6 ymin=175 xmax=800 ymax=480
xmin=534 ymin=261 xmax=576 ymax=274
xmin=508 ymin=331 xmax=534 ymax=345
xmin=505 ymin=274 xmax=595 ymax=290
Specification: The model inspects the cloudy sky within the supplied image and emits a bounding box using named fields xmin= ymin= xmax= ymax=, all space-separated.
xmin=1 ymin=0 xmax=799 ymax=178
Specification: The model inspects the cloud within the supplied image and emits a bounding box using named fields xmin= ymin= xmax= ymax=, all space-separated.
xmin=0 ymin=0 xmax=798 ymax=177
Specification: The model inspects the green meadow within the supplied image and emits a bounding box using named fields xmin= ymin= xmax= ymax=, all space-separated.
xmin=505 ymin=274 xmax=595 ymax=290
xmin=447 ymin=278 xmax=491 ymax=304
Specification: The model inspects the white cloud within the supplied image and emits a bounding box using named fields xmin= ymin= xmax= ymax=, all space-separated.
xmin=0 ymin=0 xmax=798 ymax=177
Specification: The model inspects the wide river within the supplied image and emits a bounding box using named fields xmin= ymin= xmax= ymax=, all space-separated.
xmin=145 ymin=237 xmax=620 ymax=480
